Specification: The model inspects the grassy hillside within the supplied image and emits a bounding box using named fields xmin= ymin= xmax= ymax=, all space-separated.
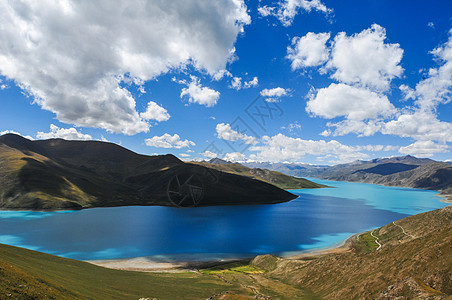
xmin=0 ymin=243 xmax=254 ymax=299
xmin=251 ymin=206 xmax=452 ymax=299
xmin=191 ymin=161 xmax=325 ymax=189
xmin=0 ymin=134 xmax=297 ymax=210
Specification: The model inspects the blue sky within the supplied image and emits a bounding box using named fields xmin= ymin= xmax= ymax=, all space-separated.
xmin=0 ymin=0 xmax=451 ymax=164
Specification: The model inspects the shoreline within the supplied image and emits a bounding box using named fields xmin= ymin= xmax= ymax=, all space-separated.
xmin=86 ymin=234 xmax=359 ymax=272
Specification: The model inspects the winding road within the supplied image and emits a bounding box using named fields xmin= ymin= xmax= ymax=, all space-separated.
xmin=370 ymin=231 xmax=382 ymax=251
xmin=392 ymin=221 xmax=416 ymax=239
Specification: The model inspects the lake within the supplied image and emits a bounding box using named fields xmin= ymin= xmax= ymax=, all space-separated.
xmin=0 ymin=178 xmax=449 ymax=261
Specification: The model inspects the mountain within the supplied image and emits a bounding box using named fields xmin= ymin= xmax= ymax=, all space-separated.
xmin=250 ymin=205 xmax=452 ymax=299
xmin=191 ymin=161 xmax=325 ymax=190
xmin=0 ymin=134 xmax=297 ymax=210
xmin=242 ymin=161 xmax=329 ymax=178
xmin=246 ymin=156 xmax=452 ymax=198
xmin=207 ymin=157 xmax=232 ymax=164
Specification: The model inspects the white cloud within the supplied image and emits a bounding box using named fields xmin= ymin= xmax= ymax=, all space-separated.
xmin=0 ymin=78 xmax=7 ymax=90
xmin=399 ymin=140 xmax=449 ymax=157
xmin=428 ymin=22 xmax=435 ymax=29
xmin=282 ymin=121 xmax=302 ymax=132
xmin=179 ymin=153 xmax=191 ymax=158
xmin=354 ymin=144 xmax=399 ymax=152
xmin=382 ymin=111 xmax=452 ymax=143
xmin=216 ymin=123 xmax=257 ymax=144
xmin=325 ymin=24 xmax=404 ymax=91
xmin=0 ymin=130 xmax=34 ymax=140
xmin=257 ymin=5 xmax=275 ymax=17
xmin=230 ymin=76 xmax=258 ymax=90
xmin=324 ymin=119 xmax=384 ymax=137
xmin=0 ymin=1 xmax=249 ymax=134
xmin=249 ymin=133 xmax=368 ymax=163
xmin=260 ymin=87 xmax=290 ymax=102
xmin=224 ymin=152 xmax=245 ymax=162
xmin=180 ymin=76 xmax=220 ymax=107
xmin=408 ymin=30 xmax=452 ymax=111
xmin=36 ymin=124 xmax=92 ymax=140
xmin=307 ymin=83 xmax=395 ymax=120
xmin=244 ymin=77 xmax=259 ymax=88
xmin=212 ymin=69 xmax=233 ymax=81
xmin=145 ymin=134 xmax=195 ymax=149
xmin=287 ymin=32 xmax=330 ymax=69
xmin=272 ymin=0 xmax=332 ymax=27
xmin=201 ymin=150 xmax=218 ymax=158
xmin=140 ymin=101 xmax=170 ymax=122
xmin=230 ymin=77 xmax=242 ymax=90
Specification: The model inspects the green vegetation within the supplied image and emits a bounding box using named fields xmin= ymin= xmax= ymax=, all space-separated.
xmin=191 ymin=161 xmax=326 ymax=190
xmin=199 ymin=261 xmax=265 ymax=274
xmin=354 ymin=232 xmax=380 ymax=253
xmin=0 ymin=243 xmax=251 ymax=299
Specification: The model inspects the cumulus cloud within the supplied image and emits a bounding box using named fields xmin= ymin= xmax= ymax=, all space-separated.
xmin=212 ymin=69 xmax=233 ymax=81
xmin=216 ymin=123 xmax=257 ymax=145
xmin=201 ymin=150 xmax=218 ymax=158
xmin=399 ymin=140 xmax=449 ymax=157
xmin=307 ymin=83 xmax=395 ymax=120
xmin=224 ymin=152 xmax=245 ymax=162
xmin=36 ymin=124 xmax=92 ymax=140
xmin=145 ymin=134 xmax=195 ymax=149
xmin=376 ymin=31 xmax=452 ymax=147
xmin=230 ymin=76 xmax=258 ymax=90
xmin=408 ymin=30 xmax=452 ymax=111
xmin=257 ymin=5 xmax=275 ymax=17
xmin=287 ymin=32 xmax=330 ymax=69
xmin=140 ymin=101 xmax=170 ymax=122
xmin=325 ymin=24 xmax=404 ymax=91
xmin=382 ymin=111 xmax=452 ymax=143
xmin=354 ymin=144 xmax=399 ymax=152
xmin=260 ymin=0 xmax=332 ymax=27
xmin=260 ymin=87 xmax=290 ymax=102
xmin=0 ymin=1 xmax=249 ymax=134
xmin=249 ymin=133 xmax=368 ymax=163
xmin=323 ymin=119 xmax=385 ymax=137
xmin=0 ymin=130 xmax=34 ymax=140
xmin=180 ymin=76 xmax=220 ymax=107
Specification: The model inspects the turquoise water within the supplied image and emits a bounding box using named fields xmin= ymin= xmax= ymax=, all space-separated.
xmin=0 ymin=179 xmax=448 ymax=261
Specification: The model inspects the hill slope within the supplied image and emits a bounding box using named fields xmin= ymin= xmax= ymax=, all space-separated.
xmin=0 ymin=134 xmax=297 ymax=210
xmin=191 ymin=161 xmax=325 ymax=189
xmin=251 ymin=205 xmax=452 ymax=299
xmin=0 ymin=243 xmax=254 ymax=299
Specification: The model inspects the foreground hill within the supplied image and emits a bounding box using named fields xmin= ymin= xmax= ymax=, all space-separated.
xmin=191 ymin=159 xmax=325 ymax=190
xmin=0 ymin=134 xmax=297 ymax=210
xmin=0 ymin=206 xmax=450 ymax=299
xmin=245 ymin=156 xmax=452 ymax=198
xmin=251 ymin=205 xmax=452 ymax=299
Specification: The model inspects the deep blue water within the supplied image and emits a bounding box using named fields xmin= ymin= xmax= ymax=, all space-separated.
xmin=0 ymin=179 xmax=448 ymax=261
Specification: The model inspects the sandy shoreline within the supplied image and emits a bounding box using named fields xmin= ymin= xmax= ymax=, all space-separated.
xmin=86 ymin=233 xmax=359 ymax=272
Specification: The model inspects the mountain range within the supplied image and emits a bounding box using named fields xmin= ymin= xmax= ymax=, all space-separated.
xmin=243 ymin=155 xmax=452 ymax=198
xmin=0 ymin=134 xmax=324 ymax=210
